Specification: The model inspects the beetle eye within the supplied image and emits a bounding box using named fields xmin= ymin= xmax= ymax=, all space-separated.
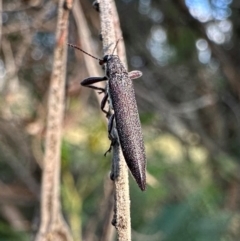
xmin=103 ymin=55 xmax=112 ymax=63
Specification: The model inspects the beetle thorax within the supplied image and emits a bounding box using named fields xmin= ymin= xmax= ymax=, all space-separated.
xmin=105 ymin=55 xmax=128 ymax=79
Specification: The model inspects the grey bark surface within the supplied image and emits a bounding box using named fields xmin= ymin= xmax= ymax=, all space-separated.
xmin=99 ymin=0 xmax=132 ymax=240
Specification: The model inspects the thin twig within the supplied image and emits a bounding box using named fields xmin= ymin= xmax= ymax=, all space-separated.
xmin=1 ymin=37 xmax=19 ymax=94
xmin=0 ymin=141 xmax=40 ymax=198
xmin=111 ymin=1 xmax=127 ymax=68
xmin=35 ymin=0 xmax=73 ymax=240
xmin=99 ymin=0 xmax=131 ymax=240
xmin=72 ymin=0 xmax=105 ymax=106
xmin=0 ymin=0 xmax=2 ymax=46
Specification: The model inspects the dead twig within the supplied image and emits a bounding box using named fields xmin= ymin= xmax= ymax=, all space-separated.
xmin=72 ymin=0 xmax=105 ymax=106
xmin=99 ymin=0 xmax=131 ymax=240
xmin=35 ymin=0 xmax=73 ymax=240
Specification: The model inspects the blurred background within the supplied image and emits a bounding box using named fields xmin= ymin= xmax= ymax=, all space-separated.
xmin=1 ymin=0 xmax=240 ymax=240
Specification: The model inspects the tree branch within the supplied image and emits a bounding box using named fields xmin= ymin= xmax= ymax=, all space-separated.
xmin=99 ymin=0 xmax=131 ymax=240
xmin=35 ymin=0 xmax=73 ymax=240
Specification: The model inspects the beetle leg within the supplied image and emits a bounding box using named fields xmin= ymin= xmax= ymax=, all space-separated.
xmin=104 ymin=114 xmax=118 ymax=156
xmin=81 ymin=76 xmax=108 ymax=93
xmin=108 ymin=114 xmax=115 ymax=139
xmin=100 ymin=92 xmax=109 ymax=115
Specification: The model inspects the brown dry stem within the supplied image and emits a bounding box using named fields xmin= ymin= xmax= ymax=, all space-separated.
xmin=35 ymin=0 xmax=73 ymax=241
xmin=99 ymin=0 xmax=131 ymax=240
xmin=72 ymin=0 xmax=105 ymax=106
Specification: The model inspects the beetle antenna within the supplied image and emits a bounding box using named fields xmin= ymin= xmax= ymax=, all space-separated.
xmin=67 ymin=43 xmax=102 ymax=62
xmin=111 ymin=38 xmax=122 ymax=55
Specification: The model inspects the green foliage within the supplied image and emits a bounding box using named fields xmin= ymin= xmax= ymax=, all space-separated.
xmin=168 ymin=27 xmax=197 ymax=62
xmin=140 ymin=192 xmax=231 ymax=241
xmin=0 ymin=223 xmax=29 ymax=241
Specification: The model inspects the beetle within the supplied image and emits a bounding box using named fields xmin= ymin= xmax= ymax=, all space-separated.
xmin=68 ymin=43 xmax=146 ymax=191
